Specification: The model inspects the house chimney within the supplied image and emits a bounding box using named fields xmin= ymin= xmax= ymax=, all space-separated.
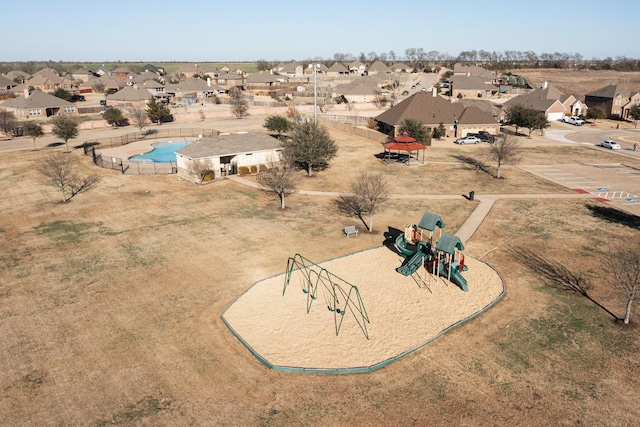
xmin=207 ymin=77 xmax=211 ymax=87
xmin=24 ymin=88 xmax=29 ymax=98
xmin=432 ymin=87 xmax=437 ymax=97
xmin=542 ymin=81 xmax=548 ymax=89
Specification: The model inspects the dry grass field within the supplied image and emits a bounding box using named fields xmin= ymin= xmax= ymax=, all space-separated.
xmin=2 ymin=87 xmax=640 ymax=425
xmin=512 ymin=68 xmax=640 ymax=96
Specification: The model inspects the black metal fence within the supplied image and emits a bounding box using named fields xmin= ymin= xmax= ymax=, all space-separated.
xmin=83 ymin=127 xmax=218 ymax=175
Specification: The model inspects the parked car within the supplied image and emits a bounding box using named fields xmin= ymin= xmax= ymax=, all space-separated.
xmin=100 ymin=99 xmax=107 ymax=106
xmin=477 ymin=131 xmax=496 ymax=143
xmin=600 ymin=139 xmax=620 ymax=149
xmin=401 ymin=90 xmax=409 ymax=96
xmin=562 ymin=116 xmax=584 ymax=126
xmin=70 ymin=94 xmax=85 ymax=102
xmin=454 ymin=136 xmax=481 ymax=144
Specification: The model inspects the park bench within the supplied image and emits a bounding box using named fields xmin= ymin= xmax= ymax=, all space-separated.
xmin=344 ymin=226 xmax=359 ymax=237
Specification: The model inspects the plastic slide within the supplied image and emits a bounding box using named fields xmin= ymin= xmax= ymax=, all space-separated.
xmin=396 ymin=251 xmax=426 ymax=276
xmin=395 ymin=234 xmax=415 ymax=257
xmin=448 ymin=267 xmax=468 ymax=292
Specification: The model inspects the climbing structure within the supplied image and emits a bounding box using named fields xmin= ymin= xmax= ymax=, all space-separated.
xmin=394 ymin=211 xmax=468 ymax=292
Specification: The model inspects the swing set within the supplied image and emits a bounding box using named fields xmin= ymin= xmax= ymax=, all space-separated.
xmin=282 ymin=254 xmax=371 ymax=340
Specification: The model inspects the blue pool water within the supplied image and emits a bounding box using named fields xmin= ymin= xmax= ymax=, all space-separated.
xmin=128 ymin=140 xmax=192 ymax=163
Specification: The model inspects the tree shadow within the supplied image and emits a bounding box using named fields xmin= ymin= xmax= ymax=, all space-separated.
xmin=586 ymin=203 xmax=640 ymax=230
xmin=453 ymin=155 xmax=493 ymax=177
xmin=509 ymin=246 xmax=620 ymax=321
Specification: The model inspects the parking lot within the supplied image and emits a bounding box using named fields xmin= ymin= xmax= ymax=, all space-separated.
xmin=521 ymin=162 xmax=640 ymax=213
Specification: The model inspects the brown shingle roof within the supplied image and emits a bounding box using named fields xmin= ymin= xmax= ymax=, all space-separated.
xmin=375 ymin=92 xmax=466 ymax=126
xmin=176 ymin=133 xmax=281 ymax=159
xmin=0 ymin=89 xmax=73 ymax=109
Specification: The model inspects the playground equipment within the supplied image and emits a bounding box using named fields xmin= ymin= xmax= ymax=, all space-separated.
xmin=394 ymin=212 xmax=469 ymax=292
xmin=282 ymin=254 xmax=370 ymax=339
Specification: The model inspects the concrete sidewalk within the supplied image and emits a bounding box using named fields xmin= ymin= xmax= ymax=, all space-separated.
xmin=228 ymin=176 xmax=591 ymax=242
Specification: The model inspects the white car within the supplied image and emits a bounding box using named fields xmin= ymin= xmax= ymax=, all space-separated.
xmin=562 ymin=116 xmax=585 ymax=126
xmin=600 ymin=139 xmax=620 ymax=149
xmin=454 ymin=136 xmax=481 ymax=144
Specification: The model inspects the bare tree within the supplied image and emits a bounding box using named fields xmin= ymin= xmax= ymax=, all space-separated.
xmin=483 ymin=134 xmax=522 ymax=179
xmin=229 ymin=87 xmax=249 ymax=118
xmin=131 ymin=107 xmax=149 ymax=133
xmin=335 ymin=172 xmax=389 ymax=232
xmin=188 ymin=158 xmax=214 ymax=184
xmin=256 ymin=160 xmax=298 ymax=209
xmin=606 ymin=245 xmax=640 ymax=324
xmin=35 ymin=152 xmax=100 ymax=202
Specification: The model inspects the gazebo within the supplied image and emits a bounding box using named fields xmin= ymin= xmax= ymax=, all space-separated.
xmin=382 ymin=133 xmax=426 ymax=165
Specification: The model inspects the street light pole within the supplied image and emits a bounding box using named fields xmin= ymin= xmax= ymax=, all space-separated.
xmin=309 ymin=63 xmax=319 ymax=126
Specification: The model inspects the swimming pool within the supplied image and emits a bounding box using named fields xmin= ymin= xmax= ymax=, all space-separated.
xmin=128 ymin=140 xmax=192 ymax=163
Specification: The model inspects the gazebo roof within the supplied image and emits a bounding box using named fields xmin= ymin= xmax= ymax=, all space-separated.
xmin=383 ymin=141 xmax=426 ymax=151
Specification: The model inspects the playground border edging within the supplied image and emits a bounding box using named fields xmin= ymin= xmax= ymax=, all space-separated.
xmin=221 ymin=251 xmax=506 ymax=374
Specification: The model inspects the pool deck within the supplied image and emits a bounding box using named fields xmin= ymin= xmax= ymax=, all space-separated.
xmin=95 ymin=138 xmax=176 ymax=160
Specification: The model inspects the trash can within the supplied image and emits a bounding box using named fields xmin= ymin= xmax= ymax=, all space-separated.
xmin=469 ymin=191 xmax=475 ymax=201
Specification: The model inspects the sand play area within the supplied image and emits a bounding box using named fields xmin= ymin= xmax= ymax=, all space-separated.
xmin=223 ymin=246 xmax=505 ymax=373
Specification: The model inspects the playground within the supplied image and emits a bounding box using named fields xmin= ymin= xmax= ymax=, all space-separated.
xmin=223 ymin=212 xmax=505 ymax=373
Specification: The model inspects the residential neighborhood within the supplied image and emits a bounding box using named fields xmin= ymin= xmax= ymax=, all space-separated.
xmin=3 ymin=60 xmax=638 ymax=145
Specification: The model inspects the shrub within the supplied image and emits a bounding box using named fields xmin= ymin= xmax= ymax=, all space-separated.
xmin=258 ymin=164 xmax=269 ymax=172
xmin=238 ymin=166 xmax=250 ymax=176
xmin=250 ymin=165 xmax=258 ymax=174
xmin=202 ymin=171 xmax=214 ymax=182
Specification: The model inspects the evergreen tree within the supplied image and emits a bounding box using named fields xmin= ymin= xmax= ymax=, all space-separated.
xmin=282 ymin=121 xmax=337 ymax=176
xmin=145 ymin=97 xmax=171 ymax=124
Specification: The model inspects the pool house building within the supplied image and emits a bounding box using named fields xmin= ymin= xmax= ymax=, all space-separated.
xmin=175 ymin=132 xmax=283 ymax=183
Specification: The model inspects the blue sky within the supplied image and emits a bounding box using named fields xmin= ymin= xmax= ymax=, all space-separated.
xmin=4 ymin=0 xmax=638 ymax=62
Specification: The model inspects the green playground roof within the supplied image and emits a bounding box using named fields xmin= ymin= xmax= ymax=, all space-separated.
xmin=418 ymin=212 xmax=445 ymax=232
xmin=435 ymin=233 xmax=464 ymax=255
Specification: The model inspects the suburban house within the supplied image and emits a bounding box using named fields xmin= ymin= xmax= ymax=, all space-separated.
xmin=326 ymin=63 xmax=349 ymax=77
xmin=219 ymin=64 xmax=247 ymax=76
xmin=175 ymin=132 xmax=282 ymax=182
xmin=94 ymin=65 xmax=112 ymax=76
xmin=275 ymin=62 xmax=304 ymax=78
xmin=4 ymin=70 xmax=30 ymax=84
xmin=105 ymin=85 xmax=154 ymax=109
xmin=366 ymin=61 xmax=392 ymax=75
xmin=452 ymin=63 xmax=496 ymax=81
xmin=245 ymin=72 xmax=287 ymax=95
xmin=165 ymin=77 xmax=220 ymax=104
xmin=214 ymin=72 xmax=245 ymax=91
xmin=0 ymin=74 xmax=18 ymax=93
xmin=502 ymin=83 xmax=573 ymax=121
xmin=111 ymin=67 xmax=135 ymax=80
xmin=0 ymin=89 xmax=76 ymax=118
xmin=80 ymin=74 xmax=125 ymax=94
xmin=28 ymin=73 xmax=75 ymax=94
xmin=622 ymin=92 xmax=640 ymax=120
xmin=140 ymin=64 xmax=165 ymax=76
xmin=585 ymin=84 xmax=632 ymax=118
xmin=348 ymin=61 xmax=367 ymax=75
xmin=390 ymin=63 xmax=410 ymax=73
xmin=333 ymin=75 xmax=386 ymax=103
xmin=448 ymin=74 xmax=498 ymax=99
xmin=375 ymin=91 xmax=499 ymax=139
xmin=71 ymin=67 xmax=96 ymax=83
